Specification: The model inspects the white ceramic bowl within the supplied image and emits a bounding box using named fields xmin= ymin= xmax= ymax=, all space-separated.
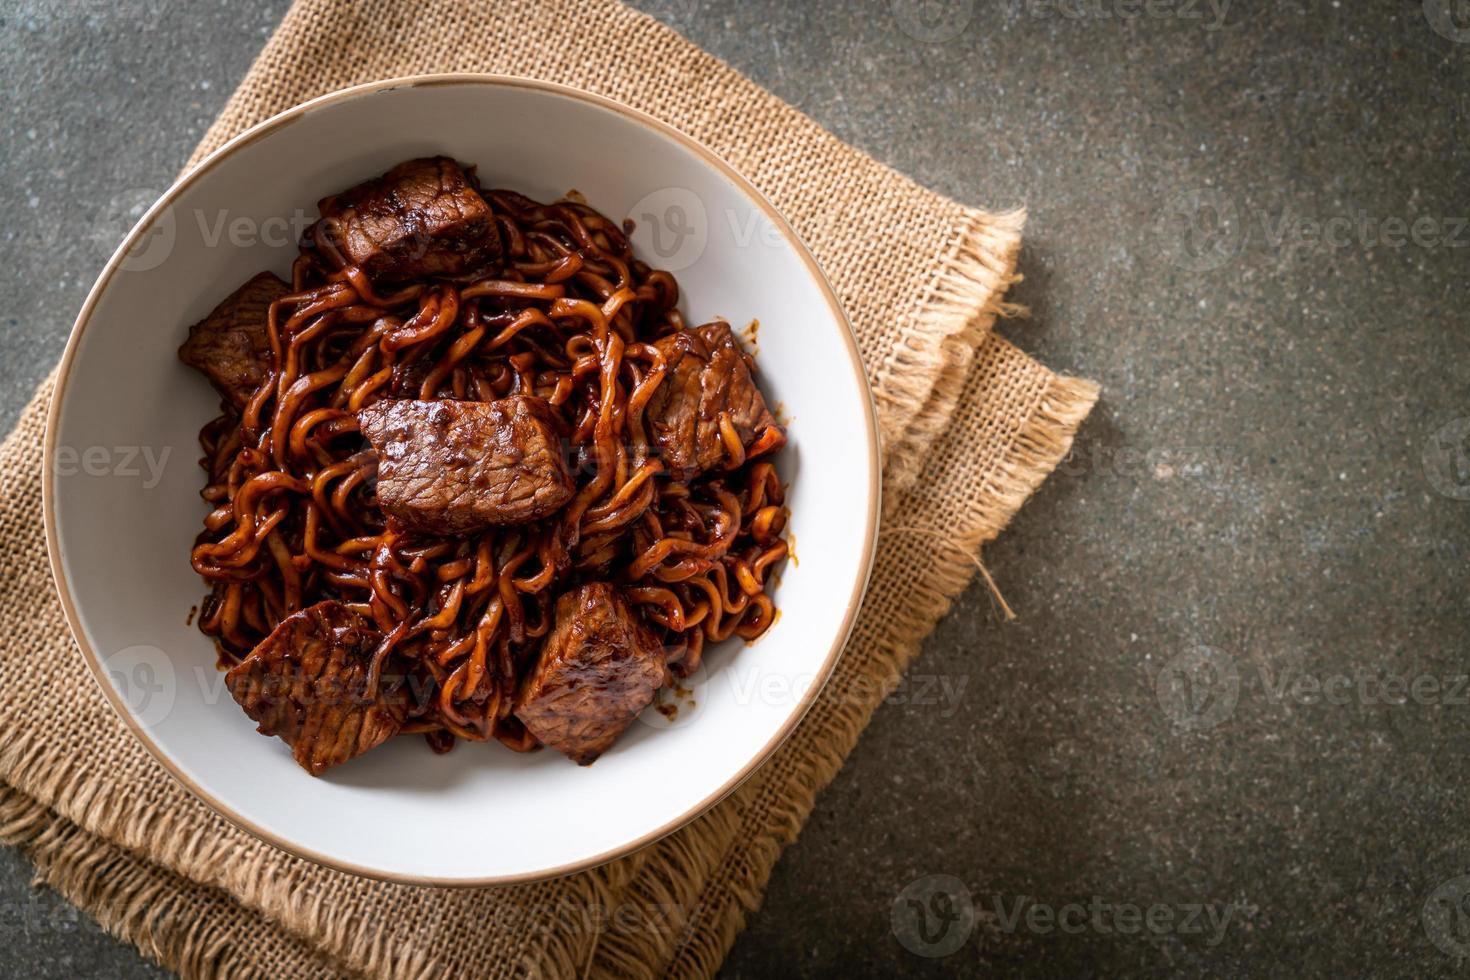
xmin=45 ymin=75 xmax=878 ymax=884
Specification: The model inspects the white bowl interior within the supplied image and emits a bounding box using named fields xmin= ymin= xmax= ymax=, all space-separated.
xmin=50 ymin=79 xmax=875 ymax=882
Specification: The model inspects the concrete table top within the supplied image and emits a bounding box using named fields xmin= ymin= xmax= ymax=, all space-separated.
xmin=1 ymin=1 xmax=1465 ymax=975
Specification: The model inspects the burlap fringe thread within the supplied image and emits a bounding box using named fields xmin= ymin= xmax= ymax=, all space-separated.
xmin=0 ymin=202 xmax=1097 ymax=979
xmin=878 ymin=208 xmax=1029 ymax=502
xmin=0 ymin=787 xmax=274 ymax=980
xmin=528 ymin=207 xmax=1095 ymax=979
xmin=584 ymin=371 xmax=1097 ymax=980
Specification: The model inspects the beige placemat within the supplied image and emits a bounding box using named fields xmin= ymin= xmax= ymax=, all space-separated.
xmin=0 ymin=1 xmax=1100 ymax=976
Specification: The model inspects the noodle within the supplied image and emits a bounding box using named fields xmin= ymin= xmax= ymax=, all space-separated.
xmin=190 ymin=186 xmax=788 ymax=755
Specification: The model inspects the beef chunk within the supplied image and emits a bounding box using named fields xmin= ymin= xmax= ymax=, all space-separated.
xmin=225 ymin=601 xmax=405 ymax=776
xmin=178 ymin=272 xmax=289 ymax=410
xmin=515 ymin=583 xmax=666 ymax=765
xmin=315 ymin=157 xmax=500 ymax=282
xmin=357 ymin=396 xmax=574 ymax=534
xmin=646 ymin=321 xmax=785 ymax=480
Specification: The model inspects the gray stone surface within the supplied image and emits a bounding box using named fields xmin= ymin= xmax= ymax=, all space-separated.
xmin=2 ymin=0 xmax=1467 ymax=976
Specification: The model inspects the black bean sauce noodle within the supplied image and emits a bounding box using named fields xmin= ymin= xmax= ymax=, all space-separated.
xmin=190 ymin=186 xmax=788 ymax=754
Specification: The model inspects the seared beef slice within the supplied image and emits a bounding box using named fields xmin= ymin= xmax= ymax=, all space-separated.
xmin=515 ymin=583 xmax=666 ymax=765
xmin=647 ymin=321 xmax=785 ymax=480
xmin=178 ymin=272 xmax=289 ymax=410
xmin=225 ymin=601 xmax=405 ymax=775
xmin=357 ymin=397 xmax=574 ymax=534
xmin=316 ymin=157 xmax=500 ymax=282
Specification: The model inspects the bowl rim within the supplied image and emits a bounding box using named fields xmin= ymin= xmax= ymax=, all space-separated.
xmin=42 ymin=72 xmax=881 ymax=886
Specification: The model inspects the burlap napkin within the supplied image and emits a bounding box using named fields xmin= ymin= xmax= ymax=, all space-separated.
xmin=0 ymin=1 xmax=1099 ymax=976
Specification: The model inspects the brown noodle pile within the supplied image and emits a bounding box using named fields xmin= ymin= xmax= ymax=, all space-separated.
xmin=189 ymin=189 xmax=788 ymax=754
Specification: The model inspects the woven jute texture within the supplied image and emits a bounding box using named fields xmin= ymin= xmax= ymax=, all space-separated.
xmin=0 ymin=1 xmax=1100 ymax=976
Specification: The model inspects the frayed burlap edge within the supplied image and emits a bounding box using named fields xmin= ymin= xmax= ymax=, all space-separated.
xmin=0 ymin=216 xmax=1094 ymax=980
xmin=585 ymin=364 xmax=1101 ymax=979
xmin=0 ymin=784 xmax=357 ymax=979
xmin=0 ymin=362 xmax=1099 ymax=980
xmin=877 ymin=207 xmax=1028 ymax=504
xmin=0 ymin=786 xmax=238 ymax=979
xmin=3 ymin=680 xmax=533 ymax=980
xmin=3 ymin=6 xmax=1095 ymax=970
